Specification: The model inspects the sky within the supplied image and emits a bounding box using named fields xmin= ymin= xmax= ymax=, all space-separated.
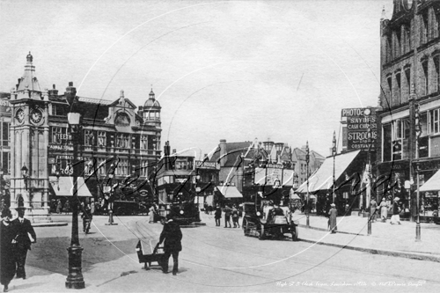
xmin=0 ymin=0 xmax=392 ymax=159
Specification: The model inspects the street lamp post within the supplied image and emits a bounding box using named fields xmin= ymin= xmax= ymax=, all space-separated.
xmin=65 ymin=96 xmax=85 ymax=288
xmin=305 ymin=141 xmax=310 ymax=228
xmin=332 ymin=131 xmax=337 ymax=203
xmin=415 ymin=103 xmax=422 ymax=242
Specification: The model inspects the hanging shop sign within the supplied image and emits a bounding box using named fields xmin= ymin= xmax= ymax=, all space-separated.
xmin=341 ymin=107 xmax=377 ymax=152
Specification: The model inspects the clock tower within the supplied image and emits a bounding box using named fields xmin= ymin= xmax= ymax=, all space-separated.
xmin=9 ymin=53 xmax=51 ymax=221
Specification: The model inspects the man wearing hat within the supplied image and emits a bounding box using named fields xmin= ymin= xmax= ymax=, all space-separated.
xmin=157 ymin=213 xmax=182 ymax=275
xmin=390 ymin=197 xmax=401 ymax=225
xmin=11 ymin=207 xmax=37 ymax=279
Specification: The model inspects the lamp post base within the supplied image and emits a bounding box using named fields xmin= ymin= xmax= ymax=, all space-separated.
xmin=306 ymin=214 xmax=310 ymax=228
xmin=415 ymin=223 xmax=421 ymax=242
xmin=66 ymin=246 xmax=85 ymax=289
xmin=367 ymin=219 xmax=372 ymax=236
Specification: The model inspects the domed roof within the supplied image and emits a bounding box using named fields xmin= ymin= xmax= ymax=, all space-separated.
xmin=144 ymin=98 xmax=160 ymax=108
xmin=144 ymin=88 xmax=160 ymax=108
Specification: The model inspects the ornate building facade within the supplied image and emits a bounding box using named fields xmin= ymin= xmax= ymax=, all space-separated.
xmin=3 ymin=53 xmax=162 ymax=219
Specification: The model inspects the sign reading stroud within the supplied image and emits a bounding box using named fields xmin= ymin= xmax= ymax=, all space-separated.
xmin=341 ymin=107 xmax=377 ymax=152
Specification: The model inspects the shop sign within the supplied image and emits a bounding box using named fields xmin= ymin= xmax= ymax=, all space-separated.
xmin=341 ymin=107 xmax=377 ymax=152
xmin=195 ymin=160 xmax=218 ymax=169
xmin=49 ymin=144 xmax=73 ymax=151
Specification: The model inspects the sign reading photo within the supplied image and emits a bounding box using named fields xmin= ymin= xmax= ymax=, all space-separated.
xmin=341 ymin=107 xmax=377 ymax=152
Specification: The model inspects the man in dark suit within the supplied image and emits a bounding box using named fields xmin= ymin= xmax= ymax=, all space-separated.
xmin=11 ymin=207 xmax=37 ymax=279
xmin=157 ymin=213 xmax=182 ymax=275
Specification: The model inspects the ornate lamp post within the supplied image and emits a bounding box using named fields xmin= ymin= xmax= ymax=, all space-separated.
xmin=305 ymin=141 xmax=310 ymax=227
xmin=332 ymin=131 xmax=337 ymax=203
xmin=65 ymin=82 xmax=85 ymax=289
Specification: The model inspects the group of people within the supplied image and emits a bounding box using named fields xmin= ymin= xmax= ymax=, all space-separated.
xmin=369 ymin=196 xmax=402 ymax=224
xmin=214 ymin=204 xmax=240 ymax=228
xmin=0 ymin=207 xmax=37 ymax=292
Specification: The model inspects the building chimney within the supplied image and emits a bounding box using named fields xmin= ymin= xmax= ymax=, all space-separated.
xmin=48 ymin=84 xmax=58 ymax=98
xmin=65 ymin=82 xmax=77 ymax=111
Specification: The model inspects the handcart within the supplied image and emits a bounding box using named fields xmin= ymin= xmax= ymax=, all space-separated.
xmin=135 ymin=240 xmax=165 ymax=270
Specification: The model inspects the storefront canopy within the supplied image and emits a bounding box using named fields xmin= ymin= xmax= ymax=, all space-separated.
xmin=297 ymin=150 xmax=361 ymax=193
xmin=420 ymin=169 xmax=440 ymax=192
xmin=216 ymin=185 xmax=242 ymax=198
xmin=49 ymin=176 xmax=92 ymax=197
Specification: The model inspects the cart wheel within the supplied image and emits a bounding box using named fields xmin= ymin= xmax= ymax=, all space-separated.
xmin=258 ymin=225 xmax=265 ymax=240
xmin=292 ymin=225 xmax=298 ymax=241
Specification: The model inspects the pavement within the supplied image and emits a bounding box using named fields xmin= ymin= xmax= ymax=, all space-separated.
xmin=290 ymin=212 xmax=440 ymax=263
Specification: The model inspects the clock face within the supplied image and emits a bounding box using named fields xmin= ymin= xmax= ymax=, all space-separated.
xmin=30 ymin=109 xmax=42 ymax=124
xmin=16 ymin=109 xmax=25 ymax=123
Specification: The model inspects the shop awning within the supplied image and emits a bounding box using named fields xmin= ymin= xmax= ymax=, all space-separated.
xmin=420 ymin=169 xmax=440 ymax=192
xmin=216 ymin=185 xmax=242 ymax=198
xmin=49 ymin=176 xmax=92 ymax=197
xmin=297 ymin=150 xmax=361 ymax=193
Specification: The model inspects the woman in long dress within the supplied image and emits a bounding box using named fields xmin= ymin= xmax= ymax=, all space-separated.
xmin=328 ymin=203 xmax=337 ymax=233
xmin=1 ymin=208 xmax=16 ymax=292
xmin=379 ymin=197 xmax=388 ymax=222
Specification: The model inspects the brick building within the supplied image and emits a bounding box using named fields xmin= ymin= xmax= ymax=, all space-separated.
xmin=378 ymin=0 xmax=440 ymax=212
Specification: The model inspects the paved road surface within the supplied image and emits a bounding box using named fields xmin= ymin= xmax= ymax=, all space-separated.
xmin=8 ymin=214 xmax=440 ymax=292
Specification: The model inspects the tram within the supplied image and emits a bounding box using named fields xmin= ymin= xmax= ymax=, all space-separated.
xmin=153 ymin=142 xmax=200 ymax=225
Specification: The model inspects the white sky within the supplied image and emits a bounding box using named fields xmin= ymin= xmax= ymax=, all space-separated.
xmin=0 ymin=0 xmax=392 ymax=158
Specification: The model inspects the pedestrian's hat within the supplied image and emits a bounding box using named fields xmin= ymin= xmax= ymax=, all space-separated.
xmin=331 ymin=203 xmax=335 ymax=207
xmin=15 ymin=206 xmax=26 ymax=211
xmin=394 ymin=197 xmax=400 ymax=201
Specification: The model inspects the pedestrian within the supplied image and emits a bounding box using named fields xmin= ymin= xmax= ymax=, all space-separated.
xmin=64 ymin=200 xmax=70 ymax=214
xmin=232 ymin=205 xmax=240 ymax=228
xmin=90 ymin=198 xmax=96 ymax=215
xmin=390 ymin=197 xmax=401 ymax=225
xmin=328 ymin=203 xmax=337 ymax=233
xmin=370 ymin=198 xmax=377 ymax=222
xmin=379 ymin=197 xmax=388 ymax=222
xmin=214 ymin=204 xmax=222 ymax=226
xmin=11 ymin=207 xmax=37 ymax=280
xmin=56 ymin=199 xmax=63 ymax=214
xmin=157 ymin=213 xmax=182 ymax=275
xmin=81 ymin=203 xmax=93 ymax=233
xmin=1 ymin=208 xmax=16 ymax=292
xmin=223 ymin=205 xmax=232 ymax=228
xmin=149 ymin=205 xmax=156 ymax=223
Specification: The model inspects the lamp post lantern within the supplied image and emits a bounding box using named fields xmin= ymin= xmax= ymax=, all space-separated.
xmin=332 ymin=131 xmax=337 ymax=203
xmin=65 ymin=81 xmax=85 ymax=289
xmin=305 ymin=141 xmax=310 ymax=228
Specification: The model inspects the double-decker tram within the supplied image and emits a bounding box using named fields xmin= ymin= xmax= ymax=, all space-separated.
xmin=153 ymin=142 xmax=200 ymax=225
